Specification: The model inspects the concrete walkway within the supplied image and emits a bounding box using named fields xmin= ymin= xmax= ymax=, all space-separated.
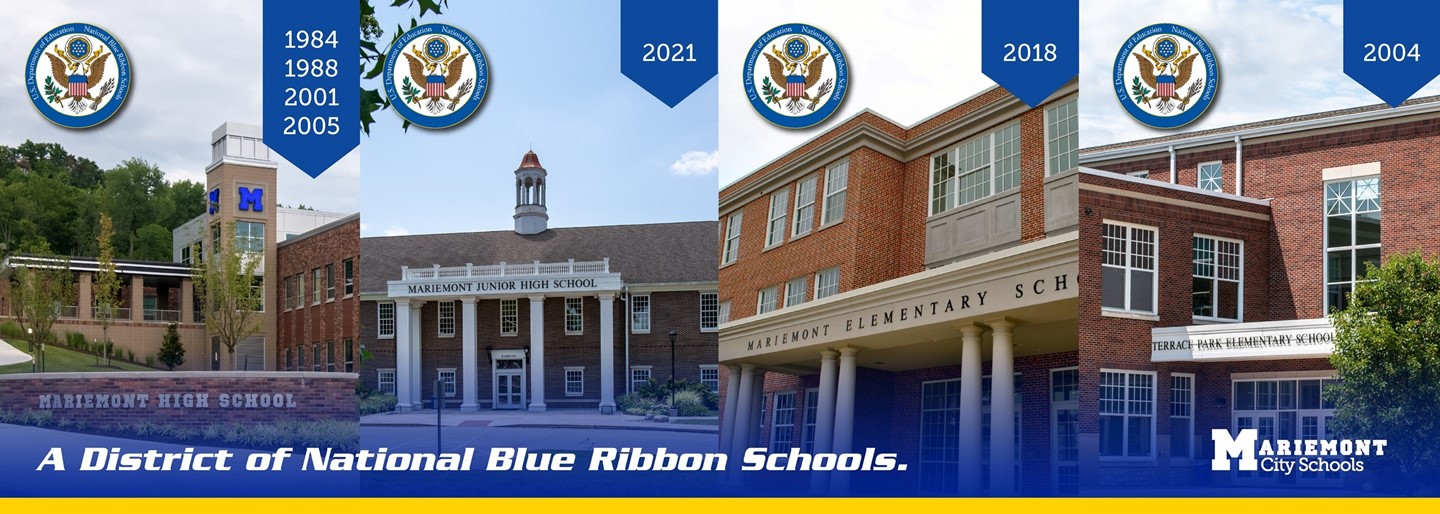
xmin=361 ymin=408 xmax=719 ymax=434
xmin=0 ymin=338 xmax=32 ymax=366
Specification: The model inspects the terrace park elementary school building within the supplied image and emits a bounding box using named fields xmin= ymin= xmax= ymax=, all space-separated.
xmin=717 ymin=87 xmax=1440 ymax=495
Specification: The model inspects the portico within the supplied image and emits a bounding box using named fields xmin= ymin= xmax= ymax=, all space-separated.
xmin=386 ymin=258 xmax=623 ymax=413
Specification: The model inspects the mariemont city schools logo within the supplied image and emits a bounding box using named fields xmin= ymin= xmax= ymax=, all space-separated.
xmin=25 ymin=23 xmax=131 ymax=129
xmin=1113 ymin=23 xmax=1219 ymax=129
xmin=384 ymin=23 xmax=489 ymax=129
xmin=743 ymin=23 xmax=848 ymax=129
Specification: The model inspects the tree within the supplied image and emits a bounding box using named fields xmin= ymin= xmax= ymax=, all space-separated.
xmin=158 ymin=322 xmax=185 ymax=370
xmin=192 ymin=221 xmax=263 ymax=371
xmin=7 ymin=241 xmax=76 ymax=372
xmin=132 ymin=223 xmax=173 ymax=261
xmin=1329 ymin=251 xmax=1440 ymax=494
xmin=94 ymin=213 xmax=121 ymax=365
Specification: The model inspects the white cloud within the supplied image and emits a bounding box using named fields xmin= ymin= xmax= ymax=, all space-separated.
xmin=381 ymin=226 xmax=411 ymax=237
xmin=670 ymin=150 xmax=719 ymax=176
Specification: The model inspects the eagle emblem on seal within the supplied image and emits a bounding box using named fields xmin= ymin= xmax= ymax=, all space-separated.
xmin=1128 ymin=35 xmax=1204 ymax=114
xmin=760 ymin=35 xmax=833 ymax=114
xmin=42 ymin=36 xmax=116 ymax=114
xmin=400 ymin=35 xmax=474 ymax=113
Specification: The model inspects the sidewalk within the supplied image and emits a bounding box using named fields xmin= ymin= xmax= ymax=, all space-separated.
xmin=361 ymin=408 xmax=719 ymax=434
xmin=0 ymin=338 xmax=32 ymax=366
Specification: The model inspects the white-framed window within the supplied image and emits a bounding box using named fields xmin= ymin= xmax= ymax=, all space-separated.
xmin=699 ymin=293 xmax=719 ymax=331
xmin=312 ymin=344 xmax=322 ymax=372
xmin=1170 ymin=373 xmax=1194 ymax=460
xmin=282 ymin=276 xmax=293 ymax=311
xmin=770 ymin=391 xmax=797 ymax=452
xmin=802 ymin=388 xmax=819 ymax=453
xmin=378 ymin=369 xmax=396 ymax=395
xmin=284 ymin=347 xmax=292 ymax=371
xmin=1198 ymin=161 xmax=1223 ymax=192
xmin=814 ymin=267 xmax=840 ymax=299
xmin=312 ymin=268 xmax=323 ymax=305
xmin=930 ymin=123 xmax=1021 ymax=216
xmin=717 ymin=300 xmax=732 ymax=324
xmin=343 ymin=338 xmax=354 ymax=373
xmin=766 ymin=190 xmax=789 ymax=247
xmin=295 ymin=273 xmax=305 ymax=309
xmin=565 ymin=367 xmax=584 ymax=397
xmin=1127 ymin=170 xmax=1150 ymax=179
xmin=821 ymin=161 xmax=848 ymax=225
xmin=437 ymin=300 xmax=456 ymax=337
xmin=1193 ymin=235 xmax=1243 ymax=321
xmin=722 ymin=211 xmax=743 ymax=264
xmin=1099 ymin=370 xmax=1155 ymax=460
xmin=784 ymin=276 xmax=807 ymax=308
xmin=343 ymin=258 xmax=355 ymax=297
xmin=325 ymin=263 xmax=336 ymax=301
xmin=500 ymin=299 xmax=518 ymax=335
xmin=326 ymin=340 xmax=335 ymax=371
xmin=919 ymin=379 xmax=962 ymax=494
xmin=235 ymin=221 xmax=265 ymax=254
xmin=699 ymin=365 xmax=719 ymax=392
xmin=792 ymin=175 xmax=817 ymax=237
xmin=630 ymin=366 xmax=652 ymax=393
xmin=438 ymin=368 xmax=456 ymax=398
xmin=564 ymin=297 xmax=584 ymax=334
xmin=1046 ymin=98 xmax=1078 ymax=175
xmin=377 ymin=302 xmax=396 ymax=338
xmin=1325 ymin=177 xmax=1381 ymax=311
xmin=631 ymin=294 xmax=651 ymax=333
xmin=756 ymin=286 xmax=779 ymax=314
xmin=1101 ymin=221 xmax=1157 ymax=314
xmin=297 ymin=347 xmax=305 ymax=371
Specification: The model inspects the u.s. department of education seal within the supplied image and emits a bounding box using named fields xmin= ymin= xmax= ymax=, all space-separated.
xmin=25 ymin=23 xmax=131 ymax=129
xmin=383 ymin=23 xmax=489 ymax=129
xmin=1113 ymin=23 xmax=1219 ymax=129
xmin=743 ymin=23 xmax=848 ymax=129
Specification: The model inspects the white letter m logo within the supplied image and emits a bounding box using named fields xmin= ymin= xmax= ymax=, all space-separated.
xmin=1211 ymin=428 xmax=1258 ymax=471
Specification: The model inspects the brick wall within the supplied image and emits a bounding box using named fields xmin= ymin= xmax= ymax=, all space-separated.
xmin=276 ymin=217 xmax=360 ymax=373
xmin=0 ymin=372 xmax=357 ymax=428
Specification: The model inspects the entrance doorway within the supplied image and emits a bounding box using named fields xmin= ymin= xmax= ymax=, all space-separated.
xmin=1051 ymin=368 xmax=1080 ymax=495
xmin=492 ymin=353 xmax=526 ymax=409
xmin=1231 ymin=377 xmax=1342 ymax=487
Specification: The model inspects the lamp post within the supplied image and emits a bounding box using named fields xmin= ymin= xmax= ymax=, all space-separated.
xmin=668 ymin=329 xmax=678 ymax=417
xmin=27 ymin=328 xmax=34 ymax=373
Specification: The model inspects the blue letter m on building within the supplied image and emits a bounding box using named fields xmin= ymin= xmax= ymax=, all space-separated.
xmin=238 ymin=187 xmax=264 ymax=212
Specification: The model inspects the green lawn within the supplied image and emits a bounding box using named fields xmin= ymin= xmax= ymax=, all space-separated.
xmin=0 ymin=338 xmax=156 ymax=374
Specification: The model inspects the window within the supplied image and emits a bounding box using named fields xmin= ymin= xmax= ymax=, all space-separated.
xmin=325 ymin=264 xmax=336 ymax=300
xmin=343 ymin=338 xmax=354 ymax=373
xmin=630 ymin=366 xmax=652 ymax=393
xmin=792 ymin=175 xmax=817 ymax=237
xmin=297 ymin=347 xmax=305 ymax=371
xmin=312 ymin=268 xmax=323 ymax=305
xmin=770 ymin=391 xmax=797 ymax=452
xmin=235 ymin=221 xmax=265 ymax=254
xmin=285 ymin=347 xmax=292 ymax=371
xmin=283 ymin=276 xmax=293 ymax=311
xmin=1171 ymin=374 xmax=1194 ymax=459
xmin=930 ymin=124 xmax=1021 ymax=216
xmin=717 ymin=300 xmax=732 ymax=324
xmin=377 ymin=302 xmax=396 ymax=338
xmin=629 ymin=294 xmax=650 ymax=333
xmin=1046 ymin=99 xmax=1078 ymax=175
xmin=699 ymin=293 xmax=719 ymax=331
xmin=919 ymin=379 xmax=962 ymax=493
xmin=1127 ymin=170 xmax=1150 ymax=179
xmin=378 ymin=369 xmax=396 ymax=395
xmin=500 ymin=299 xmax=518 ymax=335
xmin=181 ymin=245 xmax=192 ymax=266
xmin=756 ymin=286 xmax=779 ymax=314
xmin=1198 ymin=161 xmax=1223 ymax=192
xmin=325 ymin=340 xmax=335 ymax=371
xmin=784 ymin=276 xmax=807 ymax=308
xmin=252 ymin=277 xmax=265 ymax=312
xmin=1100 ymin=370 xmax=1155 ymax=459
xmin=312 ymin=344 xmax=322 ymax=372
xmin=438 ymin=369 xmax=456 ymax=398
xmin=343 ymin=259 xmax=355 ymax=297
xmin=814 ymin=267 xmax=840 ymax=299
xmin=1325 ymin=177 xmax=1381 ymax=311
xmin=699 ymin=365 xmax=719 ymax=392
xmin=295 ymin=273 xmax=304 ymax=309
xmin=564 ymin=297 xmax=583 ymax=334
xmin=1101 ymin=222 xmax=1157 ymax=314
xmin=766 ymin=190 xmax=789 ymax=247
xmin=565 ymin=367 xmax=584 ymax=397
xmin=822 ymin=161 xmax=848 ymax=225
xmin=1193 ymin=235 xmax=1242 ymax=321
xmin=802 ymin=389 xmax=819 ymax=453
xmin=438 ymin=301 xmax=455 ymax=337
xmin=722 ymin=212 xmax=743 ymax=264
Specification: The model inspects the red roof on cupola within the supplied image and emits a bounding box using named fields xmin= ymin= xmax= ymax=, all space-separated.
xmin=518 ymin=150 xmax=543 ymax=170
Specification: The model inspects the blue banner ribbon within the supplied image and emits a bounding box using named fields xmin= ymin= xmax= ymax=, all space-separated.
xmin=981 ymin=0 xmax=1078 ymax=107
xmin=262 ymin=0 xmax=359 ymax=177
xmin=1344 ymin=0 xmax=1440 ymax=107
xmin=619 ymin=0 xmax=718 ymax=108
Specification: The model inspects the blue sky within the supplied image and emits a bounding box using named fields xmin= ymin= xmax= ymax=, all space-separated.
xmin=360 ymin=1 xmax=718 ymax=237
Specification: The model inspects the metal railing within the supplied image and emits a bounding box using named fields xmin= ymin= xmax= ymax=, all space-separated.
xmin=144 ymin=309 xmax=181 ymax=323
xmin=402 ymin=258 xmax=611 ymax=280
xmin=58 ymin=305 xmax=79 ymax=319
xmin=92 ymin=306 xmax=132 ymax=321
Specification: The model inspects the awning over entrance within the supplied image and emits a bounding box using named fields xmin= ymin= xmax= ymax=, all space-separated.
xmin=1151 ymin=318 xmax=1334 ymax=362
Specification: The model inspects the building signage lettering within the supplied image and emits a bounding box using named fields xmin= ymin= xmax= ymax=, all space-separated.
xmin=37 ymin=392 xmax=298 ymax=410
xmin=405 ymin=278 xmax=600 ymax=296
xmin=238 ymin=186 xmax=264 ymax=212
xmin=744 ymin=274 xmax=1070 ymax=353
xmin=1151 ymin=331 xmax=1334 ymax=353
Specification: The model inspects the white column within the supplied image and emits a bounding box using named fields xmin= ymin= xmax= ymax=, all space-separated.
xmin=598 ymin=293 xmax=616 ymax=413
xmin=811 ymin=349 xmax=839 ymax=493
xmin=747 ymin=370 xmax=766 ymax=448
xmin=830 ymin=347 xmax=859 ymax=492
xmin=411 ymin=302 xmax=423 ymax=408
xmin=528 ymin=295 xmax=547 ymax=412
xmin=988 ymin=319 xmax=1017 ymax=496
xmin=461 ymin=298 xmax=479 ymax=412
xmin=719 ymin=364 xmax=742 ymax=452
xmin=959 ymin=324 xmax=985 ymax=493
xmin=395 ymin=300 xmax=413 ymax=412
xmin=729 ymin=364 xmax=757 ymax=458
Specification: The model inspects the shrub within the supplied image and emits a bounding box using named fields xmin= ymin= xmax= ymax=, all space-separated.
xmin=158 ymin=323 xmax=185 ymax=370
xmin=359 ymin=394 xmax=398 ymax=415
xmin=67 ymin=332 xmax=86 ymax=349
xmin=126 ymin=349 xmax=135 ymax=363
xmin=144 ymin=355 xmax=155 ymax=367
xmin=0 ymin=321 xmax=21 ymax=338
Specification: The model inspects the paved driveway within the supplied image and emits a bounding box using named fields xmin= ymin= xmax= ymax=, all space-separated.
xmin=0 ymin=338 xmax=32 ymax=366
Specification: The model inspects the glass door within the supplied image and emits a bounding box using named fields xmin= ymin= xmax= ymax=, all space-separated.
xmin=1051 ymin=368 xmax=1080 ymax=495
xmin=493 ymin=358 xmax=526 ymax=409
